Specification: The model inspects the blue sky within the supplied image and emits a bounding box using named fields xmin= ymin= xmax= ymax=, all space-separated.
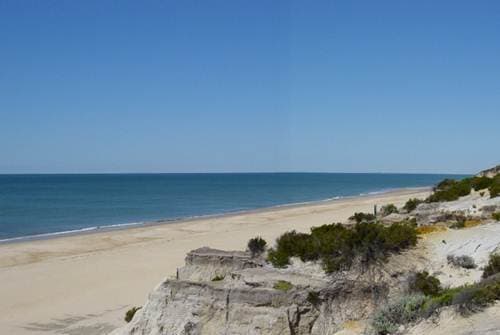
xmin=1 ymin=1 xmax=499 ymax=174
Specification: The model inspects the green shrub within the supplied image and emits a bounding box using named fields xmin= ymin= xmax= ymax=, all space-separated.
xmin=483 ymin=254 xmax=500 ymax=279
xmin=349 ymin=212 xmax=376 ymax=223
xmin=435 ymin=179 xmax=457 ymax=190
xmin=410 ymin=271 xmax=442 ymax=296
xmin=427 ymin=178 xmax=472 ymax=203
xmin=493 ymin=212 xmax=500 ymax=221
xmin=247 ymin=236 xmax=267 ymax=257
xmin=267 ymin=248 xmax=291 ymax=268
xmin=124 ymin=306 xmax=141 ymax=323
xmin=268 ymin=221 xmax=417 ymax=273
xmin=371 ymin=294 xmax=426 ymax=335
xmin=211 ymin=275 xmax=225 ymax=281
xmin=490 ymin=179 xmax=500 ymax=198
xmin=372 ymin=276 xmax=500 ymax=330
xmin=273 ymin=280 xmax=293 ymax=292
xmin=381 ymin=204 xmax=398 ymax=216
xmin=470 ymin=176 xmax=493 ymax=191
xmin=403 ymin=198 xmax=423 ymax=212
xmin=422 ymin=277 xmax=500 ymax=317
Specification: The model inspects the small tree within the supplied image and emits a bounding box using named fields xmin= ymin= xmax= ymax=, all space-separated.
xmin=247 ymin=236 xmax=267 ymax=257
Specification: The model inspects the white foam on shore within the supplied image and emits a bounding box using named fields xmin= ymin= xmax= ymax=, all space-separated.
xmin=0 ymin=222 xmax=144 ymax=244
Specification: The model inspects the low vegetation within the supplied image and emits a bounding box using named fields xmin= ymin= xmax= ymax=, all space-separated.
xmin=380 ymin=204 xmax=398 ymax=216
xmin=372 ymin=294 xmax=426 ymax=335
xmin=470 ymin=176 xmax=494 ymax=191
xmin=426 ymin=175 xmax=499 ymax=203
xmin=427 ymin=178 xmax=472 ymax=202
xmin=273 ymin=280 xmax=293 ymax=292
xmin=125 ymin=306 xmax=141 ymax=323
xmin=267 ymin=221 xmax=417 ymax=273
xmin=247 ymin=236 xmax=267 ymax=257
xmin=211 ymin=275 xmax=225 ymax=281
xmin=490 ymin=176 xmax=500 ymax=198
xmin=449 ymin=215 xmax=466 ymax=229
xmin=482 ymin=254 xmax=500 ymax=279
xmin=447 ymin=254 xmax=476 ymax=269
xmin=403 ymin=198 xmax=423 ymax=212
xmin=409 ymin=271 xmax=442 ymax=296
xmin=349 ymin=212 xmax=376 ymax=223
xmin=493 ymin=212 xmax=500 ymax=221
xmin=372 ymin=253 xmax=500 ymax=334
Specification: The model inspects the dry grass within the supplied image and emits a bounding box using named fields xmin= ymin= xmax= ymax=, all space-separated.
xmin=416 ymin=225 xmax=448 ymax=235
xmin=464 ymin=220 xmax=482 ymax=228
xmin=342 ymin=320 xmax=363 ymax=331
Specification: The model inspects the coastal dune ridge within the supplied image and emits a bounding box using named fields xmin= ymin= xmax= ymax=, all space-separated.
xmin=0 ymin=187 xmax=431 ymax=335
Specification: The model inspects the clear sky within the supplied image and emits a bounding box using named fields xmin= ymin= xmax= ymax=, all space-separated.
xmin=1 ymin=1 xmax=499 ymax=174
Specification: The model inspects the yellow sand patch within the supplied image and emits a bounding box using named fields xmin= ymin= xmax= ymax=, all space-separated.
xmin=416 ymin=225 xmax=448 ymax=234
xmin=464 ymin=220 xmax=482 ymax=228
xmin=342 ymin=320 xmax=363 ymax=331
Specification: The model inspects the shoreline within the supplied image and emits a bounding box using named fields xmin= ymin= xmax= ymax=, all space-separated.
xmin=0 ymin=186 xmax=431 ymax=335
xmin=0 ymin=186 xmax=430 ymax=245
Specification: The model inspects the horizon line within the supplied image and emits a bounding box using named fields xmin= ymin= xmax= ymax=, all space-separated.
xmin=0 ymin=171 xmax=472 ymax=176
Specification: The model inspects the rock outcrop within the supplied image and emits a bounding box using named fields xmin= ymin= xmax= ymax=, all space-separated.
xmin=111 ymin=247 xmax=420 ymax=335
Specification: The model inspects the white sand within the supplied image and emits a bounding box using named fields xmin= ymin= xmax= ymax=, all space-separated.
xmin=0 ymin=188 xmax=430 ymax=335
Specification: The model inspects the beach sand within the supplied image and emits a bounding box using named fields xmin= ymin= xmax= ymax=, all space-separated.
xmin=0 ymin=188 xmax=430 ymax=335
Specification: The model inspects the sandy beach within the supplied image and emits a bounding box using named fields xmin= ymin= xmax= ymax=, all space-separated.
xmin=0 ymin=188 xmax=430 ymax=335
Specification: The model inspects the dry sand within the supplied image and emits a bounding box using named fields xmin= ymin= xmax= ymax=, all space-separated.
xmin=0 ymin=188 xmax=430 ymax=335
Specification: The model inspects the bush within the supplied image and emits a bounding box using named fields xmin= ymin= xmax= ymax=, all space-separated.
xmin=371 ymin=294 xmax=426 ymax=335
xmin=247 ymin=236 xmax=267 ymax=257
xmin=483 ymin=254 xmax=500 ymax=279
xmin=267 ymin=248 xmax=291 ymax=268
xmin=490 ymin=178 xmax=500 ymax=198
xmin=124 ymin=306 xmax=141 ymax=323
xmin=419 ymin=275 xmax=500 ymax=319
xmin=267 ymin=221 xmax=417 ymax=273
xmin=381 ymin=204 xmax=398 ymax=216
xmin=410 ymin=271 xmax=442 ymax=296
xmin=427 ymin=178 xmax=472 ymax=203
xmin=493 ymin=212 xmax=500 ymax=221
xmin=451 ymin=286 xmax=489 ymax=315
xmin=447 ymin=255 xmax=476 ymax=269
xmin=273 ymin=280 xmax=293 ymax=292
xmin=403 ymin=198 xmax=423 ymax=212
xmin=470 ymin=176 xmax=493 ymax=191
xmin=349 ymin=212 xmax=376 ymax=223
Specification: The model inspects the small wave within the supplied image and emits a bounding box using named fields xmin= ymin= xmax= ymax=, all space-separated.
xmin=0 ymin=222 xmax=144 ymax=244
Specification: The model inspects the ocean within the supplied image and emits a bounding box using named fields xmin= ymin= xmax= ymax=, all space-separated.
xmin=0 ymin=173 xmax=466 ymax=242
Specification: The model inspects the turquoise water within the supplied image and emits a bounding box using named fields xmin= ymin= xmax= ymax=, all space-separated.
xmin=0 ymin=173 xmax=465 ymax=241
